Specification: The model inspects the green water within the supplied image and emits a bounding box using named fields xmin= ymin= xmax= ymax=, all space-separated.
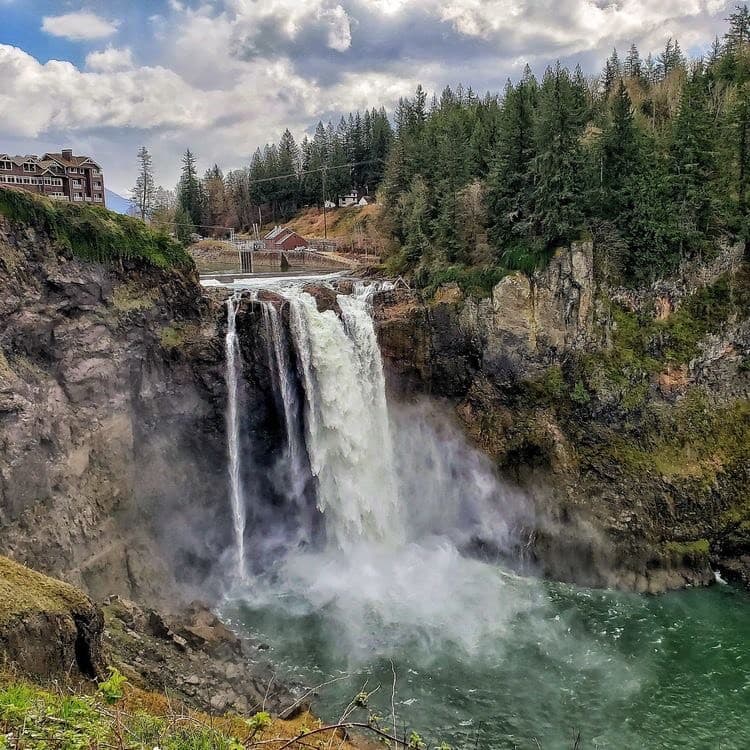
xmin=226 ymin=574 xmax=750 ymax=750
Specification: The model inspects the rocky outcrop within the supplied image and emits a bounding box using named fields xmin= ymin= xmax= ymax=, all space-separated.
xmin=103 ymin=596 xmax=300 ymax=717
xmin=0 ymin=213 xmax=232 ymax=605
xmin=375 ymin=243 xmax=750 ymax=591
xmin=0 ymin=555 xmax=105 ymax=679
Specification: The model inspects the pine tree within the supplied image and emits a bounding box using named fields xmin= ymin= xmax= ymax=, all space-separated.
xmin=601 ymin=48 xmax=621 ymax=96
xmin=486 ymin=77 xmax=538 ymax=258
xmin=724 ymin=4 xmax=750 ymax=55
xmin=177 ymin=149 xmax=202 ymax=230
xmin=658 ymin=38 xmax=686 ymax=79
xmin=670 ymin=66 xmax=717 ymax=251
xmin=532 ymin=63 xmax=585 ymax=248
xmin=131 ymin=146 xmax=155 ymax=221
xmin=601 ymin=79 xmax=640 ymax=211
xmin=624 ymin=44 xmax=643 ymax=81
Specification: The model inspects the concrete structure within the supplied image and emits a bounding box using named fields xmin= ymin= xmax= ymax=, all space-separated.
xmin=0 ymin=149 xmax=105 ymax=206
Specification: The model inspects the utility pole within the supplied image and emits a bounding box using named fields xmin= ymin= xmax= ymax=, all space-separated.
xmin=322 ymin=166 xmax=328 ymax=240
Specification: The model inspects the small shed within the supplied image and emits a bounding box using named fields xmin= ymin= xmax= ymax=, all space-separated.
xmin=264 ymin=226 xmax=308 ymax=251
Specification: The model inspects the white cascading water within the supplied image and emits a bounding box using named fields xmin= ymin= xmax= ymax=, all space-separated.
xmin=259 ymin=301 xmax=308 ymax=506
xmin=224 ymin=292 xmax=246 ymax=579
xmin=229 ymin=280 xmax=534 ymax=660
xmin=283 ymin=285 xmax=403 ymax=550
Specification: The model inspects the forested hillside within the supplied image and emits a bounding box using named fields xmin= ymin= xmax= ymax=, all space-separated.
xmin=381 ymin=6 xmax=750 ymax=288
xmin=162 ymin=6 xmax=750 ymax=289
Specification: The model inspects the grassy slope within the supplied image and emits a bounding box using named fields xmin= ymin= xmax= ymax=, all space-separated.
xmin=0 ymin=678 xmax=369 ymax=750
xmin=0 ymin=187 xmax=192 ymax=269
xmin=269 ymin=204 xmax=383 ymax=241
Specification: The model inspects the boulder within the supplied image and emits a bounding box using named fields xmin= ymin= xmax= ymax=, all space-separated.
xmin=0 ymin=556 xmax=105 ymax=680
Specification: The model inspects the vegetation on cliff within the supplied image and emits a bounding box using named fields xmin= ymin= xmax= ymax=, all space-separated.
xmin=377 ymin=7 xmax=750 ymax=290
xmin=0 ymin=188 xmax=191 ymax=269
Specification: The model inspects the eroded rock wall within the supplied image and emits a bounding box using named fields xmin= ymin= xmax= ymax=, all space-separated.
xmin=0 ymin=217 xmax=232 ymax=604
xmin=375 ymin=242 xmax=750 ymax=591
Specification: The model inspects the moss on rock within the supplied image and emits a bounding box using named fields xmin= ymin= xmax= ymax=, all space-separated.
xmin=0 ymin=557 xmax=105 ymax=680
xmin=0 ymin=188 xmax=191 ymax=269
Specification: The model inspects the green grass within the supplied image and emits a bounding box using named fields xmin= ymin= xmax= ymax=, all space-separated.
xmin=0 ymin=681 xmax=244 ymax=750
xmin=0 ymin=188 xmax=192 ymax=269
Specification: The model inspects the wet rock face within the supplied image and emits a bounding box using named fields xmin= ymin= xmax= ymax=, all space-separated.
xmin=0 ymin=218 xmax=232 ymax=605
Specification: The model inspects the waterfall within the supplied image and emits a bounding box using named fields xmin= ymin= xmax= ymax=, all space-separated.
xmin=283 ymin=286 xmax=403 ymax=550
xmin=260 ymin=301 xmax=308 ymax=508
xmin=224 ymin=292 xmax=246 ymax=579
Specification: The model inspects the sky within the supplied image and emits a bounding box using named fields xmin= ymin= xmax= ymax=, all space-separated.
xmin=0 ymin=0 xmax=737 ymax=194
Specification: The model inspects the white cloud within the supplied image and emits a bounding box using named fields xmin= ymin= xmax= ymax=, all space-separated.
xmin=85 ymin=47 xmax=134 ymax=72
xmin=4 ymin=0 xmax=736 ymax=192
xmin=321 ymin=5 xmax=352 ymax=52
xmin=41 ymin=11 xmax=120 ymax=41
xmin=226 ymin=0 xmax=353 ymax=52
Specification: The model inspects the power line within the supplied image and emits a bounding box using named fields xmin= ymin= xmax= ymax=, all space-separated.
xmin=243 ymin=158 xmax=385 ymax=186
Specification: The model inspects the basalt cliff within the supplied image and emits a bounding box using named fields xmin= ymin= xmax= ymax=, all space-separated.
xmin=375 ymin=241 xmax=750 ymax=591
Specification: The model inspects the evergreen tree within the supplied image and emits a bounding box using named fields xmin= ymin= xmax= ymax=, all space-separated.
xmin=486 ymin=77 xmax=538 ymax=258
xmin=177 ymin=149 xmax=202 ymax=230
xmin=670 ymin=67 xmax=718 ymax=250
xmin=725 ymin=4 xmax=750 ymax=55
xmin=601 ymin=48 xmax=621 ymax=96
xmin=601 ymin=79 xmax=640 ymax=218
xmin=532 ymin=63 xmax=585 ymax=248
xmin=624 ymin=44 xmax=643 ymax=81
xmin=131 ymin=146 xmax=155 ymax=221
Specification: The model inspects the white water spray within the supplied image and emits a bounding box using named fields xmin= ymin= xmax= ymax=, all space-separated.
xmin=225 ymin=292 xmax=246 ymax=579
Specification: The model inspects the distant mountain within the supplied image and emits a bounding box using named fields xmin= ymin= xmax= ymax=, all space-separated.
xmin=105 ymin=189 xmax=135 ymax=215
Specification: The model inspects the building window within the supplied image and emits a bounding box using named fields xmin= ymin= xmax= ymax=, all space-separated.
xmin=23 ymin=163 xmax=36 ymax=172
xmin=69 ymin=167 xmax=78 ymax=173
xmin=94 ymin=181 xmax=102 ymax=188
xmin=74 ymin=194 xmax=83 ymax=201
xmin=0 ymin=161 xmax=11 ymax=170
xmin=94 ymin=195 xmax=103 ymax=202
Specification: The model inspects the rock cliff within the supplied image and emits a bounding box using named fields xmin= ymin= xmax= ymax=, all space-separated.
xmin=376 ymin=242 xmax=750 ymax=591
xmin=0 ymin=205 xmax=232 ymax=604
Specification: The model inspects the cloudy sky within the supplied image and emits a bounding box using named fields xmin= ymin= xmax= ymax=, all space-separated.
xmin=0 ymin=0 xmax=734 ymax=194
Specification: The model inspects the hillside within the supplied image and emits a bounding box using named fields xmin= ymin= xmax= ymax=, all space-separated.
xmin=267 ymin=203 xmax=386 ymax=247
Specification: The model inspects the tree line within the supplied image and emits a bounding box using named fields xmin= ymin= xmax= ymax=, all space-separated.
xmin=383 ymin=5 xmax=750 ymax=285
xmin=131 ymin=5 xmax=750 ymax=284
xmin=131 ymin=109 xmax=392 ymax=241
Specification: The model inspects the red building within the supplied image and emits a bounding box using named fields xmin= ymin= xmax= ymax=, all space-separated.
xmin=263 ymin=226 xmax=308 ymax=251
xmin=0 ymin=149 xmax=105 ymax=206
